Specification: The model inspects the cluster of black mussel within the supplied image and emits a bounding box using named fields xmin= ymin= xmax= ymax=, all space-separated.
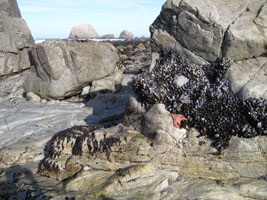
xmin=134 ymin=49 xmax=266 ymax=150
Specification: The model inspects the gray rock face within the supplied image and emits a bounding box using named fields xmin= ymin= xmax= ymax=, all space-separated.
xmin=23 ymin=40 xmax=119 ymax=99
xmin=0 ymin=0 xmax=34 ymax=76
xmin=150 ymin=0 xmax=267 ymax=100
xmin=150 ymin=0 xmax=266 ymax=63
xmin=69 ymin=24 xmax=99 ymax=39
xmin=226 ymin=57 xmax=267 ymax=100
xmin=0 ymin=0 xmax=21 ymax=17
xmin=119 ymin=30 xmax=134 ymax=39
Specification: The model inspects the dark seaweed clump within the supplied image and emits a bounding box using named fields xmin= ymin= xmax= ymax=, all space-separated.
xmin=133 ymin=49 xmax=267 ymax=150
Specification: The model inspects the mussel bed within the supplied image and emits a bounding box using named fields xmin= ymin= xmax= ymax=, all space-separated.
xmin=134 ymin=49 xmax=267 ymax=150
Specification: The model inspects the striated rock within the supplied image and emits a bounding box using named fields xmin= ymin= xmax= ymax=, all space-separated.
xmin=100 ymin=34 xmax=115 ymax=39
xmin=33 ymin=121 xmax=267 ymax=199
xmin=150 ymin=0 xmax=266 ymax=64
xmin=119 ymin=30 xmax=134 ymax=39
xmin=23 ymin=40 xmax=119 ymax=99
xmin=0 ymin=0 xmax=34 ymax=76
xmin=69 ymin=24 xmax=99 ymax=39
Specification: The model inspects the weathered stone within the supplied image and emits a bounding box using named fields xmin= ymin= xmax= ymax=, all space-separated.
xmin=150 ymin=0 xmax=267 ymax=100
xmin=223 ymin=0 xmax=267 ymax=60
xmin=0 ymin=0 xmax=21 ymax=18
xmin=23 ymin=40 xmax=119 ymax=99
xmin=69 ymin=24 xmax=99 ymax=39
xmin=26 ymin=92 xmax=41 ymax=102
xmin=89 ymin=70 xmax=123 ymax=94
xmin=226 ymin=57 xmax=267 ymax=100
xmin=29 ymin=122 xmax=267 ymax=199
xmin=119 ymin=30 xmax=134 ymax=39
xmin=150 ymin=0 xmax=266 ymax=63
xmin=142 ymin=104 xmax=187 ymax=145
xmin=0 ymin=0 xmax=34 ymax=76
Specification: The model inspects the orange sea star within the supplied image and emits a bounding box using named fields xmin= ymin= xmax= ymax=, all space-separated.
xmin=169 ymin=113 xmax=188 ymax=129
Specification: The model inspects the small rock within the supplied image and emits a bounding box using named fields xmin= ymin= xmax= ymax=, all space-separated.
xmin=81 ymin=86 xmax=91 ymax=96
xmin=174 ymin=75 xmax=189 ymax=87
xmin=142 ymin=104 xmax=187 ymax=145
xmin=26 ymin=92 xmax=41 ymax=102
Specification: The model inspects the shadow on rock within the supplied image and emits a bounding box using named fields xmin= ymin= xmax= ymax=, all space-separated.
xmin=0 ymin=165 xmax=51 ymax=199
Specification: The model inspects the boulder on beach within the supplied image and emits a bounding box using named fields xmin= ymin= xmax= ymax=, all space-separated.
xmin=100 ymin=34 xmax=115 ymax=39
xmin=119 ymin=30 xmax=134 ymax=39
xmin=23 ymin=40 xmax=120 ymax=99
xmin=150 ymin=0 xmax=267 ymax=100
xmin=69 ymin=24 xmax=99 ymax=39
xmin=0 ymin=0 xmax=34 ymax=76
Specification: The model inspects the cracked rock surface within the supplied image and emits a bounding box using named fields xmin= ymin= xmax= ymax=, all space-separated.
xmin=0 ymin=0 xmax=34 ymax=76
xmin=23 ymin=40 xmax=120 ymax=99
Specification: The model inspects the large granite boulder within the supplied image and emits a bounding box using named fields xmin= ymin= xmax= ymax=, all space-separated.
xmin=23 ymin=40 xmax=119 ymax=99
xmin=119 ymin=30 xmax=134 ymax=39
xmin=150 ymin=0 xmax=267 ymax=100
xmin=69 ymin=24 xmax=99 ymax=39
xmin=0 ymin=0 xmax=34 ymax=76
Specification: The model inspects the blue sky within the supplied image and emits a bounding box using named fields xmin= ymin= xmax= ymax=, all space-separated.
xmin=17 ymin=0 xmax=166 ymax=39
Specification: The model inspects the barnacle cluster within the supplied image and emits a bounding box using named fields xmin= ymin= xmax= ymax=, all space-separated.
xmin=134 ymin=49 xmax=267 ymax=150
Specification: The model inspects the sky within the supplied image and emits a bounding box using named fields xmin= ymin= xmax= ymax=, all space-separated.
xmin=17 ymin=0 xmax=166 ymax=39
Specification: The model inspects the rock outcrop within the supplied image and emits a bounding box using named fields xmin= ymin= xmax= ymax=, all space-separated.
xmin=150 ymin=0 xmax=267 ymax=100
xmin=34 ymin=104 xmax=267 ymax=199
xmin=69 ymin=24 xmax=99 ymax=39
xmin=23 ymin=40 xmax=120 ymax=99
xmin=0 ymin=0 xmax=34 ymax=76
xmin=0 ymin=38 xmax=266 ymax=199
xmin=119 ymin=30 xmax=134 ymax=39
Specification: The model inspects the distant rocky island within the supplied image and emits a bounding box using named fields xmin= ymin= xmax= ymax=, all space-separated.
xmin=0 ymin=0 xmax=266 ymax=199
xmin=68 ymin=23 xmax=135 ymax=40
